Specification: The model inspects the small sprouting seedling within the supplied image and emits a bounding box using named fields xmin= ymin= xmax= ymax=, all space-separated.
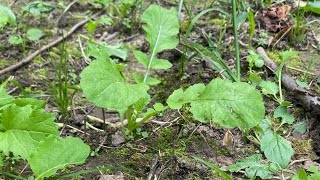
xmin=0 ymin=4 xmax=16 ymax=30
xmin=27 ymin=28 xmax=45 ymax=41
xmin=80 ymin=5 xmax=179 ymax=135
xmin=246 ymin=50 xmax=264 ymax=71
xmin=8 ymin=35 xmax=23 ymax=45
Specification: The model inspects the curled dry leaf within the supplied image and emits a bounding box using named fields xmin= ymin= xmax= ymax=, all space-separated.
xmin=256 ymin=4 xmax=292 ymax=32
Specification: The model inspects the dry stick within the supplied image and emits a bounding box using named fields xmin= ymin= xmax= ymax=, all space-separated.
xmin=256 ymin=47 xmax=320 ymax=112
xmin=0 ymin=7 xmax=107 ymax=76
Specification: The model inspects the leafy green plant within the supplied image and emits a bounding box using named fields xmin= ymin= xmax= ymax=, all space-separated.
xmin=0 ymin=81 xmax=90 ymax=180
xmin=80 ymin=5 xmax=179 ymax=134
xmin=22 ymin=1 xmax=54 ymax=17
xmin=0 ymin=4 xmax=16 ymax=30
xmin=226 ymin=154 xmax=280 ymax=179
xmin=167 ymin=78 xmax=265 ymax=129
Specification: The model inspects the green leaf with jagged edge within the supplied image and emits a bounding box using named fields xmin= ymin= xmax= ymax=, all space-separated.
xmin=80 ymin=57 xmax=150 ymax=111
xmin=29 ymin=135 xmax=90 ymax=180
xmin=261 ymin=131 xmax=294 ymax=168
xmin=0 ymin=104 xmax=58 ymax=159
xmin=167 ymin=78 xmax=265 ymax=129
xmin=0 ymin=88 xmax=13 ymax=108
xmin=136 ymin=5 xmax=179 ymax=82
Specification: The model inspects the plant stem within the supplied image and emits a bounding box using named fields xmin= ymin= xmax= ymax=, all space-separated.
xmin=232 ymin=0 xmax=241 ymax=82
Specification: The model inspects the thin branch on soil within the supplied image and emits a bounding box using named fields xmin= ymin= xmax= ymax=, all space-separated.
xmin=256 ymin=47 xmax=320 ymax=112
xmin=0 ymin=7 xmax=107 ymax=76
xmin=147 ymin=156 xmax=159 ymax=180
xmin=85 ymin=121 xmax=104 ymax=132
xmin=288 ymin=158 xmax=310 ymax=168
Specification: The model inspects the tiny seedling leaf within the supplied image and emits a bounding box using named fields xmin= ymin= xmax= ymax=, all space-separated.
xmin=80 ymin=57 xmax=150 ymax=110
xmin=29 ymin=135 xmax=90 ymax=180
xmin=0 ymin=104 xmax=58 ymax=159
xmin=27 ymin=28 xmax=45 ymax=41
xmin=261 ymin=131 xmax=294 ymax=168
xmin=8 ymin=35 xmax=23 ymax=45
xmin=167 ymin=78 xmax=265 ymax=129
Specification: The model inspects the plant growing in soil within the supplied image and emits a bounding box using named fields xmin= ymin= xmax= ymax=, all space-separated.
xmin=0 ymin=80 xmax=90 ymax=180
xmin=80 ymin=5 xmax=180 ymax=135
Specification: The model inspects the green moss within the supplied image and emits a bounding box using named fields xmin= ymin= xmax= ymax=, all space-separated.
xmin=0 ymin=59 xmax=8 ymax=69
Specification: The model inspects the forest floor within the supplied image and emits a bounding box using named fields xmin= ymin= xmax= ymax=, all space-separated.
xmin=0 ymin=0 xmax=320 ymax=179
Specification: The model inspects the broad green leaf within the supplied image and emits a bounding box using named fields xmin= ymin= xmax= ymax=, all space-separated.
xmin=292 ymin=168 xmax=308 ymax=180
xmin=27 ymin=28 xmax=44 ymax=41
xmin=273 ymin=106 xmax=294 ymax=125
xmin=308 ymin=166 xmax=320 ymax=179
xmin=0 ymin=4 xmax=16 ymax=29
xmin=0 ymin=105 xmax=58 ymax=159
xmin=261 ymin=131 xmax=294 ymax=168
xmin=293 ymin=121 xmax=307 ymax=134
xmin=133 ymin=51 xmax=172 ymax=70
xmin=0 ymin=88 xmax=13 ymax=107
xmin=167 ymin=78 xmax=265 ymax=129
xmin=80 ymin=58 xmax=149 ymax=110
xmin=260 ymin=81 xmax=278 ymax=96
xmin=245 ymin=163 xmax=279 ymax=179
xmin=296 ymin=80 xmax=309 ymax=89
xmin=22 ymin=1 xmax=54 ymax=16
xmin=8 ymin=35 xmax=23 ymax=45
xmin=11 ymin=98 xmax=46 ymax=109
xmin=133 ymin=74 xmax=161 ymax=85
xmin=29 ymin=136 xmax=90 ymax=180
xmin=279 ymin=50 xmax=298 ymax=61
xmin=141 ymin=5 xmax=179 ymax=54
xmin=226 ymin=154 xmax=262 ymax=172
xmin=304 ymin=1 xmax=320 ymax=14
xmin=227 ymin=154 xmax=280 ymax=179
xmin=87 ymin=42 xmax=128 ymax=60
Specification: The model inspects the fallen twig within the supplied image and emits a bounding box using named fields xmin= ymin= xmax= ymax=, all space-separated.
xmin=0 ymin=7 xmax=107 ymax=76
xmin=257 ymin=47 xmax=320 ymax=112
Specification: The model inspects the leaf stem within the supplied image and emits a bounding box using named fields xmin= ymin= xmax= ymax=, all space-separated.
xmin=232 ymin=0 xmax=241 ymax=82
xmin=143 ymin=26 xmax=162 ymax=83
